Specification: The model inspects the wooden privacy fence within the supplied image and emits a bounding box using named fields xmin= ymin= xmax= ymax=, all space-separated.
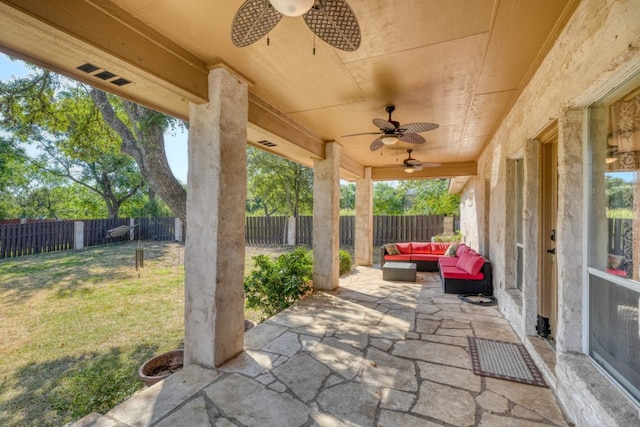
xmin=0 ymin=217 xmax=180 ymax=259
xmin=245 ymin=216 xmax=289 ymax=245
xmin=1 ymin=214 xmax=463 ymax=259
xmin=608 ymin=218 xmax=633 ymax=256
xmin=84 ymin=218 xmax=130 ymax=247
xmin=0 ymin=220 xmax=74 ymax=258
xmin=246 ymin=215 xmax=458 ymax=247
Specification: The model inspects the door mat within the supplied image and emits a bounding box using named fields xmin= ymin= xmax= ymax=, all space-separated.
xmin=467 ymin=337 xmax=547 ymax=387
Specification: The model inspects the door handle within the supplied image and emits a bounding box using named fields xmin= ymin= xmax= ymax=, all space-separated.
xmin=547 ymin=248 xmax=556 ymax=254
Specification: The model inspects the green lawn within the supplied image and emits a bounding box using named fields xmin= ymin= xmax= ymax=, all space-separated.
xmin=0 ymin=241 xmax=278 ymax=426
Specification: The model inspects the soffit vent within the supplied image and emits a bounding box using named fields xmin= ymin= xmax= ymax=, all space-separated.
xmin=95 ymin=70 xmax=116 ymax=80
xmin=257 ymin=140 xmax=277 ymax=147
xmin=76 ymin=63 xmax=100 ymax=73
xmin=75 ymin=62 xmax=132 ymax=86
xmin=111 ymin=78 xmax=131 ymax=86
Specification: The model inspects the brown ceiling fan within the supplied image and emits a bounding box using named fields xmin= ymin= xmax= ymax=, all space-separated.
xmin=231 ymin=0 xmax=361 ymax=52
xmin=342 ymin=105 xmax=439 ymax=151
xmin=400 ymin=149 xmax=440 ymax=173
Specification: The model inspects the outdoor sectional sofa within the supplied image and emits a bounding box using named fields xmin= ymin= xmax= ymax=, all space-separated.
xmin=380 ymin=242 xmax=493 ymax=296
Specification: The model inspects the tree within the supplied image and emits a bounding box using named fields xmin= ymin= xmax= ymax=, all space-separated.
xmin=373 ymin=182 xmax=406 ymax=214
xmin=0 ymin=59 xmax=186 ymax=223
xmin=246 ymin=146 xmax=313 ymax=217
xmin=0 ymin=73 xmax=144 ymax=218
xmin=90 ymin=90 xmax=186 ymax=224
xmin=0 ymin=138 xmax=29 ymax=217
xmin=401 ymin=179 xmax=460 ymax=216
xmin=340 ymin=183 xmax=356 ymax=213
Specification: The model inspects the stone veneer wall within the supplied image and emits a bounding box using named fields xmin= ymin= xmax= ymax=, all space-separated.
xmin=459 ymin=0 xmax=640 ymax=425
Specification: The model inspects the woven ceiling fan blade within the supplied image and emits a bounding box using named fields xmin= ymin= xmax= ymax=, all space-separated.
xmin=405 ymin=159 xmax=422 ymax=166
xmin=413 ymin=164 xmax=424 ymax=171
xmin=402 ymin=122 xmax=439 ymax=133
xmin=231 ymin=0 xmax=282 ymax=47
xmin=303 ymin=0 xmax=361 ymax=52
xmin=370 ymin=138 xmax=384 ymax=151
xmin=399 ymin=133 xmax=426 ymax=144
xmin=341 ymin=131 xmax=383 ymax=137
xmin=372 ymin=118 xmax=395 ymax=131
xmin=420 ymin=162 xmax=441 ymax=168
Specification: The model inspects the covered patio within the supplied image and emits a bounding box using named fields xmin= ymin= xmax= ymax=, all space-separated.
xmin=72 ymin=268 xmax=567 ymax=426
xmin=3 ymin=1 xmax=640 ymax=425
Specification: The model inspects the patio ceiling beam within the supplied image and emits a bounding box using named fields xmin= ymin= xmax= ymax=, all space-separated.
xmin=0 ymin=0 xmax=209 ymax=105
xmin=371 ymin=161 xmax=477 ymax=181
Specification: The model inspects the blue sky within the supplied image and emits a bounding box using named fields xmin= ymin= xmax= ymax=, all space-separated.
xmin=0 ymin=53 xmax=189 ymax=183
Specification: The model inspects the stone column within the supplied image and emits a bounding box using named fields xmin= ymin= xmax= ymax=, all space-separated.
xmin=74 ymin=221 xmax=84 ymax=250
xmin=313 ymin=142 xmax=341 ymax=290
xmin=556 ymin=110 xmax=584 ymax=354
xmin=523 ymin=139 xmax=540 ymax=337
xmin=129 ymin=217 xmax=136 ymax=241
xmin=286 ymin=217 xmax=296 ymax=246
xmin=184 ymin=67 xmax=248 ymax=368
xmin=175 ymin=218 xmax=183 ymax=242
xmin=355 ymin=167 xmax=373 ymax=266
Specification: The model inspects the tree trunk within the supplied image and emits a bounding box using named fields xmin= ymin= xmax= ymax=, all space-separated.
xmin=90 ymin=89 xmax=187 ymax=227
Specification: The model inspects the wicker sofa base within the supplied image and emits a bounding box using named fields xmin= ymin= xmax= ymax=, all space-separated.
xmin=439 ymin=262 xmax=493 ymax=296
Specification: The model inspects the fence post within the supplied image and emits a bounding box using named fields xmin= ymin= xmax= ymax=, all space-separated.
xmin=74 ymin=221 xmax=84 ymax=250
xmin=286 ymin=217 xmax=296 ymax=246
xmin=175 ymin=218 xmax=183 ymax=242
xmin=129 ymin=218 xmax=136 ymax=241
xmin=443 ymin=216 xmax=454 ymax=235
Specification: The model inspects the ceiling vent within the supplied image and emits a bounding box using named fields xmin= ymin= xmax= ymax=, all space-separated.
xmin=76 ymin=63 xmax=100 ymax=73
xmin=111 ymin=78 xmax=131 ymax=86
xmin=75 ymin=62 xmax=132 ymax=86
xmin=94 ymin=70 xmax=116 ymax=80
xmin=257 ymin=140 xmax=277 ymax=147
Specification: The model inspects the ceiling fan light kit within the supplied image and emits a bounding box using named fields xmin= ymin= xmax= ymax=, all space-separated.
xmin=381 ymin=135 xmax=398 ymax=145
xmin=269 ymin=0 xmax=313 ymax=17
xmin=404 ymin=166 xmax=416 ymax=173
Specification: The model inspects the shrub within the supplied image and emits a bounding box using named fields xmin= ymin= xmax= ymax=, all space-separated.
xmin=244 ymin=247 xmax=313 ymax=321
xmin=432 ymin=231 xmax=464 ymax=243
xmin=339 ymin=250 xmax=352 ymax=275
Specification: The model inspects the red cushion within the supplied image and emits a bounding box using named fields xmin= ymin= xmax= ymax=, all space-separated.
xmin=607 ymin=268 xmax=627 ymax=277
xmin=438 ymin=257 xmax=459 ymax=267
xmin=456 ymin=251 xmax=473 ymax=270
xmin=456 ymin=244 xmax=470 ymax=258
xmin=412 ymin=242 xmax=431 ymax=254
xmin=430 ymin=242 xmax=450 ymax=255
xmin=384 ymin=254 xmax=412 ymax=261
xmin=465 ymin=255 xmax=485 ymax=275
xmin=395 ymin=242 xmax=413 ymax=254
xmin=440 ymin=266 xmax=484 ymax=281
xmin=411 ymin=254 xmax=439 ymax=262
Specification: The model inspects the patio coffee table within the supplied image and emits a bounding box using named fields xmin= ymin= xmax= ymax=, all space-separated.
xmin=382 ymin=262 xmax=417 ymax=282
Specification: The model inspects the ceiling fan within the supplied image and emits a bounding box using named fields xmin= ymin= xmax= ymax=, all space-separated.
xmin=342 ymin=105 xmax=439 ymax=151
xmin=401 ymin=149 xmax=440 ymax=173
xmin=231 ymin=0 xmax=361 ymax=52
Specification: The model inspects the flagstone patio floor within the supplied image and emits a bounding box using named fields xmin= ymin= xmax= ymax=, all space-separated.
xmin=72 ymin=267 xmax=570 ymax=427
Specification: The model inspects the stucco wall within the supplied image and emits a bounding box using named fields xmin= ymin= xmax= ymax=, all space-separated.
xmin=459 ymin=0 xmax=640 ymax=425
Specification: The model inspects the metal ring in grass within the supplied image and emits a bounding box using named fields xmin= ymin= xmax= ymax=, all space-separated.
xmin=458 ymin=293 xmax=497 ymax=306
